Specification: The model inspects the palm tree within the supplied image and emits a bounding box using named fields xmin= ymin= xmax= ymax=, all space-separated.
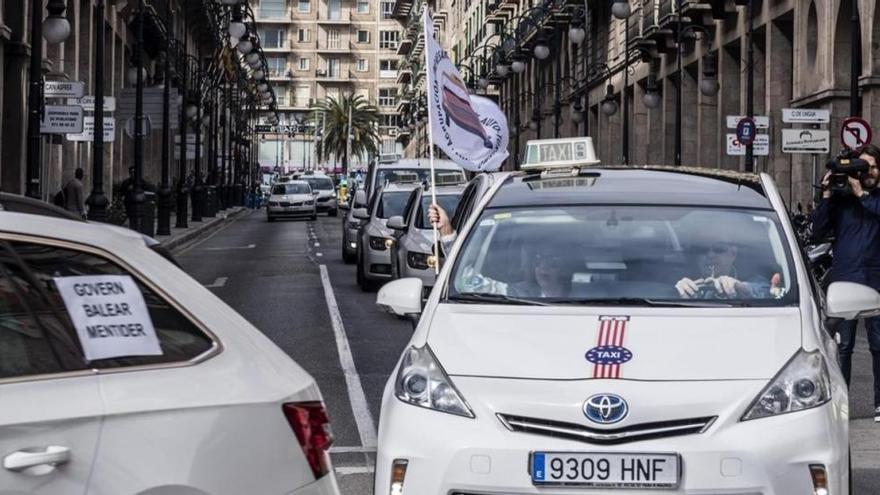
xmin=312 ymin=94 xmax=380 ymax=174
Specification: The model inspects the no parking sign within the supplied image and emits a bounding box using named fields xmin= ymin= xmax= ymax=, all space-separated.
xmin=841 ymin=117 xmax=873 ymax=151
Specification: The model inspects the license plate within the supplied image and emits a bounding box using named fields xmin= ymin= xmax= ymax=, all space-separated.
xmin=530 ymin=452 xmax=680 ymax=488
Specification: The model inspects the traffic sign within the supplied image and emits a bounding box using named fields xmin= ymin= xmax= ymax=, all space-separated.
xmin=67 ymin=96 xmax=117 ymax=112
xmin=44 ymin=81 xmax=85 ymax=98
xmin=736 ymin=117 xmax=758 ymax=146
xmin=124 ymin=115 xmax=153 ymax=139
xmin=841 ymin=117 xmax=872 ymax=151
xmin=782 ymin=108 xmax=830 ymax=124
xmin=726 ymin=133 xmax=770 ymax=156
xmin=726 ymin=115 xmax=769 ymax=129
xmin=781 ymin=129 xmax=830 ymax=154
xmin=40 ymin=105 xmax=84 ymax=134
xmin=67 ymin=116 xmax=116 ymax=141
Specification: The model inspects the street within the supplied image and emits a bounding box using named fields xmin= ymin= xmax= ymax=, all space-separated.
xmin=178 ymin=210 xmax=880 ymax=494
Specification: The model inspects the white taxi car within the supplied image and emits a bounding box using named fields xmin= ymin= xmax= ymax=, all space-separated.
xmin=375 ymin=148 xmax=854 ymax=494
xmin=267 ymin=180 xmax=318 ymax=221
xmin=0 ymin=211 xmax=340 ymax=495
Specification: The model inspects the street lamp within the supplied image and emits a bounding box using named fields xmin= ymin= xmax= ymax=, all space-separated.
xmin=511 ymin=58 xmax=527 ymax=74
xmin=611 ymin=0 xmax=631 ymax=20
xmin=643 ymin=72 xmax=661 ymax=109
xmin=569 ymin=12 xmax=586 ymax=45
xmin=600 ymin=84 xmax=619 ymax=116
xmin=699 ymin=51 xmax=720 ymax=97
xmin=571 ymin=100 xmax=585 ymax=124
xmin=496 ymin=62 xmax=510 ymax=78
xmin=237 ymin=34 xmax=254 ymax=54
xmin=533 ymin=33 xmax=550 ymax=60
xmin=43 ymin=0 xmax=72 ymax=44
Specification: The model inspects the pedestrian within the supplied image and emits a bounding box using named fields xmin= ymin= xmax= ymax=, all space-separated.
xmin=63 ymin=168 xmax=86 ymax=218
xmin=119 ymin=166 xmax=137 ymax=221
xmin=812 ymin=144 xmax=880 ymax=421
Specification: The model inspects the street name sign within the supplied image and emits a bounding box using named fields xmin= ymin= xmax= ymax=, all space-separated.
xmin=726 ymin=115 xmax=770 ymax=129
xmin=726 ymin=133 xmax=769 ymax=156
xmin=67 ymin=96 xmax=117 ymax=112
xmin=40 ymin=105 xmax=84 ymax=134
xmin=782 ymin=108 xmax=830 ymax=124
xmin=841 ymin=117 xmax=872 ymax=151
xmin=67 ymin=116 xmax=116 ymax=141
xmin=44 ymin=81 xmax=85 ymax=98
xmin=781 ymin=129 xmax=830 ymax=154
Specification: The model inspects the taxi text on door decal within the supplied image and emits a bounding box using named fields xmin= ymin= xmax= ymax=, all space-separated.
xmin=586 ymin=316 xmax=631 ymax=378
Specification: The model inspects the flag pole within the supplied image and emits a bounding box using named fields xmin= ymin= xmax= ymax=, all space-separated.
xmin=423 ymin=10 xmax=439 ymax=274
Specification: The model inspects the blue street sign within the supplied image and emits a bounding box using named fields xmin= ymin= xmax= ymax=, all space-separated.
xmin=736 ymin=117 xmax=757 ymax=145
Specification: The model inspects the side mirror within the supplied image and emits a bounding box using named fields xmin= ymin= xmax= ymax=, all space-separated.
xmin=386 ymin=215 xmax=407 ymax=231
xmin=354 ymin=190 xmax=367 ymax=208
xmin=377 ymin=278 xmax=423 ymax=320
xmin=353 ymin=207 xmax=370 ymax=220
xmin=312 ymin=190 xmax=319 ymax=196
xmin=826 ymin=282 xmax=880 ymax=320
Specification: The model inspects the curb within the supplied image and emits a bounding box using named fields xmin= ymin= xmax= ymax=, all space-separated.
xmin=161 ymin=207 xmax=250 ymax=252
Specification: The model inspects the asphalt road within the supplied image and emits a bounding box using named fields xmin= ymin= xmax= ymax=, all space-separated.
xmin=177 ymin=209 xmax=880 ymax=494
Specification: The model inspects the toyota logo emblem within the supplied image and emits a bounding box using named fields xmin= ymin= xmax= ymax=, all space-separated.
xmin=583 ymin=394 xmax=628 ymax=424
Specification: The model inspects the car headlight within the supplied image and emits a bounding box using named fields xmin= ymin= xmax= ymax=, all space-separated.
xmin=395 ymin=345 xmax=474 ymax=418
xmin=407 ymin=251 xmax=438 ymax=270
xmin=741 ymin=349 xmax=831 ymax=421
xmin=369 ymin=236 xmax=389 ymax=250
xmin=305 ymin=200 xmax=315 ymax=205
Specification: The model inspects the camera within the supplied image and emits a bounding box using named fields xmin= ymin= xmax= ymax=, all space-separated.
xmin=826 ymin=156 xmax=869 ymax=194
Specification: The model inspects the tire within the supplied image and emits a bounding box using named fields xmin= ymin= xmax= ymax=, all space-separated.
xmin=267 ymin=215 xmax=275 ymax=222
xmin=328 ymin=209 xmax=338 ymax=217
xmin=342 ymin=246 xmax=356 ymax=264
xmin=356 ymin=250 xmax=365 ymax=287
xmin=310 ymin=214 xmax=317 ymax=221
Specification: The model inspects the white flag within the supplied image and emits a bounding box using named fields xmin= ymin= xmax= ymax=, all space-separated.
xmin=424 ymin=11 xmax=509 ymax=172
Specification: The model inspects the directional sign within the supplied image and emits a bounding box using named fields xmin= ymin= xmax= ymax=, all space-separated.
xmin=841 ymin=117 xmax=872 ymax=151
xmin=782 ymin=108 xmax=830 ymax=124
xmin=782 ymin=129 xmax=830 ymax=154
xmin=726 ymin=115 xmax=770 ymax=129
xmin=67 ymin=116 xmax=116 ymax=142
xmin=40 ymin=105 xmax=84 ymax=134
xmin=44 ymin=81 xmax=85 ymax=98
xmin=726 ymin=133 xmax=770 ymax=156
xmin=736 ymin=117 xmax=758 ymax=146
xmin=67 ymin=96 xmax=117 ymax=112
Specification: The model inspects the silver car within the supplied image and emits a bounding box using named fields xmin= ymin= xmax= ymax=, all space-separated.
xmin=387 ymin=185 xmax=464 ymax=291
xmin=353 ymin=183 xmax=420 ymax=291
xmin=266 ymin=181 xmax=317 ymax=221
xmin=341 ymin=159 xmax=465 ymax=264
xmin=295 ymin=173 xmax=338 ymax=216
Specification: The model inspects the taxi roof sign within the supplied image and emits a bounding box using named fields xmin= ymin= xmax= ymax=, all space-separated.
xmin=522 ymin=137 xmax=601 ymax=170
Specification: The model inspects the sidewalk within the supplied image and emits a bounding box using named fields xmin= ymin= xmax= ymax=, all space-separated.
xmin=154 ymin=206 xmax=250 ymax=251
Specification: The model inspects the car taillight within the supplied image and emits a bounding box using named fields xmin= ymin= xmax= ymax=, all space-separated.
xmin=282 ymin=402 xmax=334 ymax=479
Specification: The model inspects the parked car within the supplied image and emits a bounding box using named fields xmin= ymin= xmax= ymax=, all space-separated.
xmin=267 ymin=181 xmax=317 ymax=222
xmin=295 ymin=172 xmax=338 ymax=217
xmin=353 ymin=182 xmax=421 ymax=291
xmin=340 ymin=159 xmax=465 ymax=264
xmin=387 ymin=184 xmax=465 ymax=294
xmin=374 ymin=141 xmax=850 ymax=494
xmin=0 ymin=211 xmax=340 ymax=494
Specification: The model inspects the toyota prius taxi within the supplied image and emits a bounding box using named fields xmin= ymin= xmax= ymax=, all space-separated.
xmin=374 ymin=140 xmax=858 ymax=495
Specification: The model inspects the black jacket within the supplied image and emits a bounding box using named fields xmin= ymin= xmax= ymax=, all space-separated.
xmin=812 ymin=189 xmax=880 ymax=290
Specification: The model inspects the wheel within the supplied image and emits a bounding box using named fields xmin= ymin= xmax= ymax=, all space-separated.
xmin=310 ymin=214 xmax=317 ymax=221
xmin=267 ymin=215 xmax=275 ymax=222
xmin=328 ymin=208 xmax=338 ymax=217
xmin=342 ymin=245 xmax=356 ymax=264
xmin=356 ymin=249 xmax=365 ymax=287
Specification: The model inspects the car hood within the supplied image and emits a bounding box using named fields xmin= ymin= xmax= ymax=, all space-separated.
xmin=315 ymin=190 xmax=335 ymax=198
xmin=271 ymin=194 xmax=312 ymax=201
xmin=368 ymin=219 xmax=392 ymax=237
xmin=426 ymin=305 xmax=802 ymax=381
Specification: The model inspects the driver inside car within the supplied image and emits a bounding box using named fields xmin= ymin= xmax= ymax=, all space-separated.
xmin=458 ymin=243 xmax=574 ymax=298
xmin=674 ymin=238 xmax=772 ymax=299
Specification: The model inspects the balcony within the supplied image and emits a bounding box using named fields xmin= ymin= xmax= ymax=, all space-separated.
xmin=396 ymin=65 xmax=413 ymax=84
xmin=317 ymin=39 xmax=353 ymax=54
xmin=315 ymin=69 xmax=353 ymax=83
xmin=268 ymin=69 xmax=294 ymax=81
xmin=397 ymin=35 xmax=413 ymax=56
xmin=255 ymin=9 xmax=291 ymax=22
xmin=391 ymin=0 xmax=415 ymax=20
xmin=316 ymin=10 xmax=351 ymax=24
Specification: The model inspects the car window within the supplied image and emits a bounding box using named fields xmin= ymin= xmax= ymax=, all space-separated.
xmin=403 ymin=189 xmax=421 ymax=224
xmin=375 ymin=169 xmax=465 ymax=189
xmin=0 ymin=239 xmax=215 ymax=379
xmin=452 ymin=180 xmax=478 ymax=233
xmin=302 ymin=177 xmax=334 ymax=191
xmin=377 ymin=191 xmax=411 ymax=219
xmin=448 ymin=206 xmax=797 ymax=306
xmin=273 ymin=184 xmax=310 ymax=195
xmin=416 ymin=193 xmax=463 ymax=229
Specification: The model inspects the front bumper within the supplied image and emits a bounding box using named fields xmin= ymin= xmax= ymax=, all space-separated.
xmin=375 ymin=378 xmax=849 ymax=495
xmin=316 ymin=197 xmax=337 ymax=212
xmin=343 ymin=224 xmax=360 ymax=255
xmin=267 ymin=204 xmax=315 ymax=216
xmin=363 ymin=244 xmax=393 ymax=281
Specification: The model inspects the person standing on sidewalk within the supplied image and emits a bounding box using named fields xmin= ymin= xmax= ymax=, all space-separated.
xmin=64 ymin=168 xmax=86 ymax=218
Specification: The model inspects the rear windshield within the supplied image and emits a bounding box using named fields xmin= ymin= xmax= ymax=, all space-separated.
xmin=448 ymin=205 xmax=797 ymax=306
xmin=416 ymin=194 xmax=463 ymax=229
xmin=273 ymin=184 xmax=310 ymax=195
xmin=376 ymin=169 xmax=465 ymax=187
xmin=301 ymin=177 xmax=334 ymax=191
xmin=377 ymin=191 xmax=411 ymax=219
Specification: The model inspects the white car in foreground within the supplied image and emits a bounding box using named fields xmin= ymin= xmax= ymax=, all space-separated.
xmin=376 ymin=162 xmax=855 ymax=494
xmin=0 ymin=211 xmax=339 ymax=495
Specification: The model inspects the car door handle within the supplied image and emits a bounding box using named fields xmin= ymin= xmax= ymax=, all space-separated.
xmin=3 ymin=446 xmax=71 ymax=472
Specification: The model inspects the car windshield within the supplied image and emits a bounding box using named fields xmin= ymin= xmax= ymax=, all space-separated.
xmin=416 ymin=194 xmax=463 ymax=229
xmin=301 ymin=177 xmax=334 ymax=191
xmin=377 ymin=191 xmax=411 ymax=219
xmin=377 ymin=169 xmax=465 ymax=187
xmin=448 ymin=206 xmax=797 ymax=306
xmin=273 ymin=183 xmax=310 ymax=195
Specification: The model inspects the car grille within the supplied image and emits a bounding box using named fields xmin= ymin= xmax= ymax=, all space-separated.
xmin=279 ymin=201 xmax=304 ymax=207
xmin=496 ymin=413 xmax=716 ymax=445
xmin=370 ymin=264 xmax=392 ymax=275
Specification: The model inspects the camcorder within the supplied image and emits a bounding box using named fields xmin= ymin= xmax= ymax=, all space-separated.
xmin=826 ymin=155 xmax=870 ymax=194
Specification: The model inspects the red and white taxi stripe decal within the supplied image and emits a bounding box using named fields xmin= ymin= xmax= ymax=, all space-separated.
xmin=593 ymin=316 xmax=629 ymax=379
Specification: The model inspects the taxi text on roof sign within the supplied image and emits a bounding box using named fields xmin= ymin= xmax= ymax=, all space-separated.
xmin=522 ymin=137 xmax=601 ymax=170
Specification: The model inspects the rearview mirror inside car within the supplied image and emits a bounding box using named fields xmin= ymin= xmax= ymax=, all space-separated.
xmin=826 ymin=282 xmax=880 ymax=320
xmin=376 ymin=278 xmax=423 ymax=321
xmin=353 ymin=207 xmax=370 ymax=220
xmin=386 ymin=216 xmax=407 ymax=231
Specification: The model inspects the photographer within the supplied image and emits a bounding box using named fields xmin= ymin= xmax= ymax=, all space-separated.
xmin=812 ymin=144 xmax=880 ymax=421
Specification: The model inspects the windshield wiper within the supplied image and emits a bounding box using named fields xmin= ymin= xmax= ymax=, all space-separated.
xmin=447 ymin=292 xmax=549 ymax=306
xmin=546 ymin=297 xmax=738 ymax=308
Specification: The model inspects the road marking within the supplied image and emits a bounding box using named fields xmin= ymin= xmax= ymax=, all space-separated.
xmin=330 ymin=446 xmax=378 ymax=453
xmin=316 ymin=252 xmax=323 ymax=257
xmin=204 ymin=277 xmax=228 ymax=288
xmin=314 ymin=242 xmax=321 ymax=247
xmin=334 ymin=466 xmax=375 ymax=476
xmin=319 ymin=264 xmax=378 ymax=448
xmin=199 ymin=243 xmax=256 ymax=251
